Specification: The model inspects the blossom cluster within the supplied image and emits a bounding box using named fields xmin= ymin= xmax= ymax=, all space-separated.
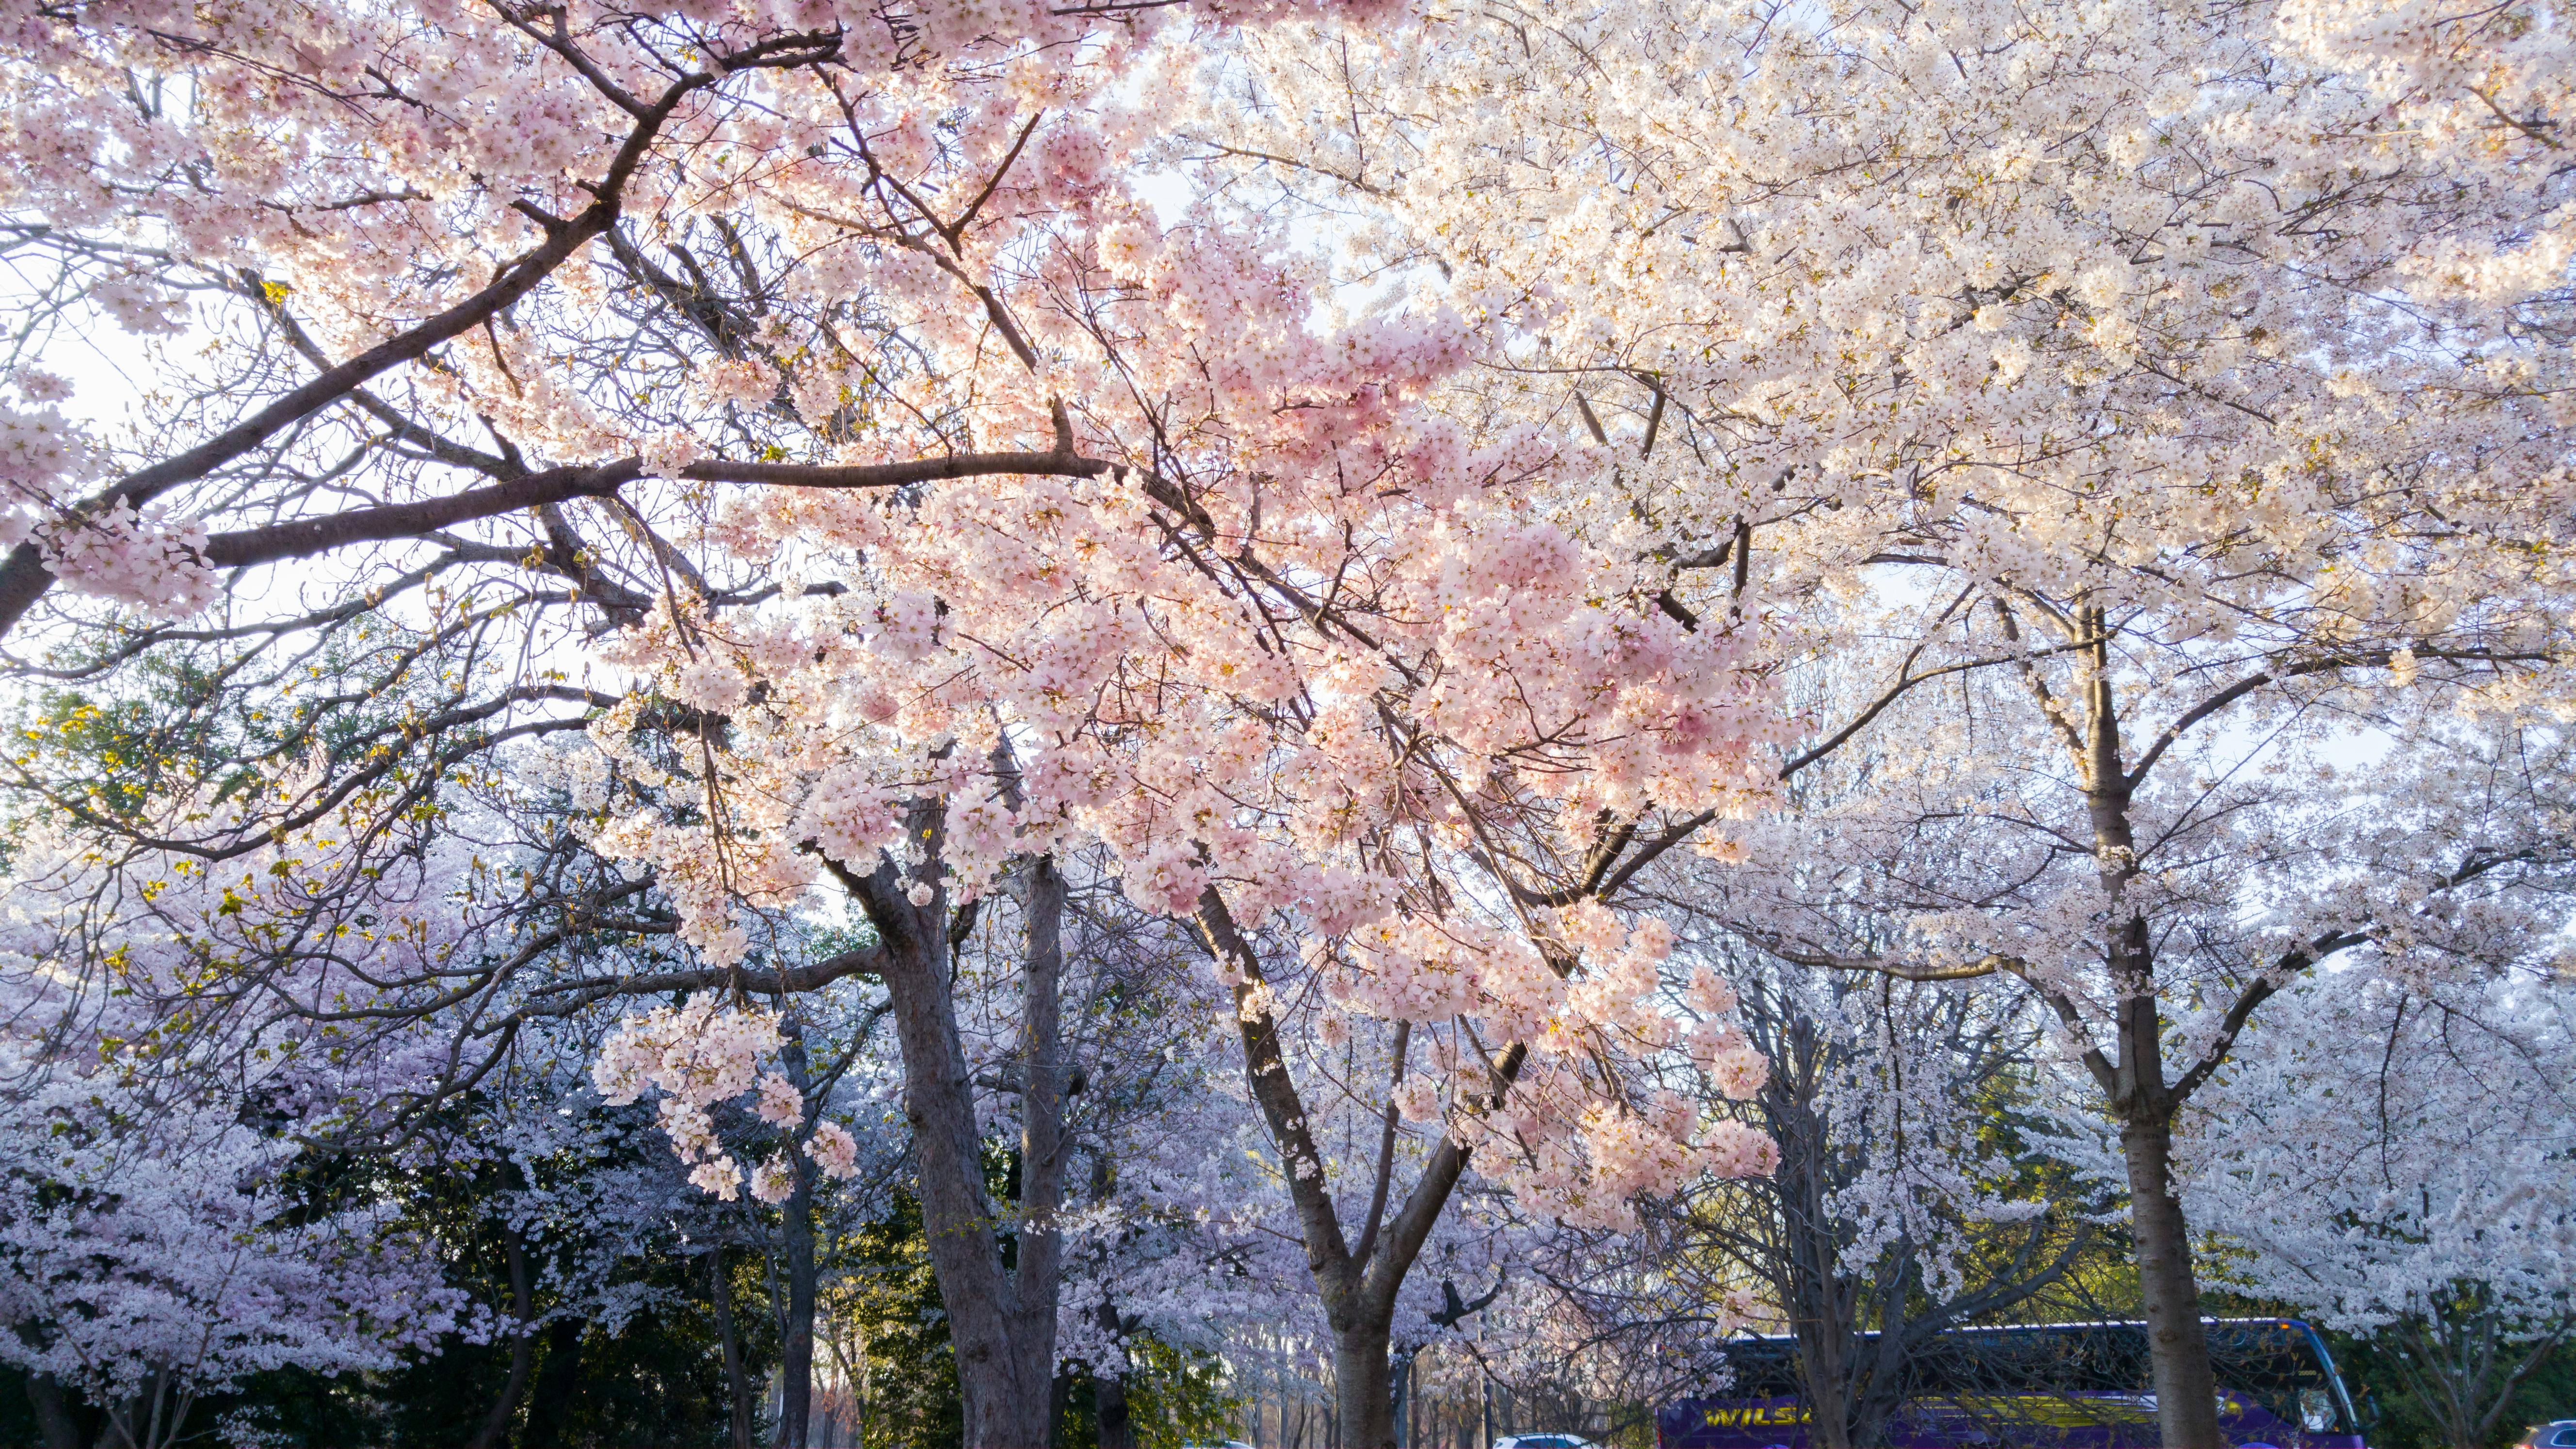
xmin=6 ymin=0 xmax=1794 ymax=1231
xmin=594 ymin=997 xmax=861 ymax=1202
xmin=0 ymin=395 xmax=217 ymax=619
xmin=37 ymin=500 xmax=222 ymax=619
xmin=1293 ymin=907 xmax=1779 ymax=1229
xmin=2181 ymin=970 xmax=2575 ymax=1339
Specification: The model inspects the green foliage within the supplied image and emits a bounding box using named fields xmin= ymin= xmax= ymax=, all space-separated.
xmin=4 ymin=616 xmax=460 ymax=829
xmin=2329 ymin=1334 xmax=2576 ymax=1449
xmin=1123 ymin=1336 xmax=1243 ymax=1449
xmin=509 ymin=1298 xmax=754 ymax=1449
xmin=825 ymin=1176 xmax=1241 ymax=1449
xmin=1049 ymin=1337 xmax=1244 ymax=1449
xmin=833 ymin=1187 xmax=965 ymax=1449
xmin=2197 ymin=1279 xmax=2576 ymax=1449
xmin=0 ymin=1285 xmax=769 ymax=1449
xmin=171 ymin=1229 xmax=771 ymax=1449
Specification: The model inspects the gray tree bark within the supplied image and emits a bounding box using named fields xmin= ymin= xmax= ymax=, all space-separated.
xmin=1012 ymin=852 xmax=1070 ymax=1437
xmin=2062 ymin=606 xmax=2221 ymax=1449
xmin=2122 ymin=1114 xmax=2221 ymax=1449
xmin=711 ymin=1246 xmax=755 ymax=1449
xmin=777 ymin=1027 xmax=819 ymax=1449
xmin=821 ymin=812 xmax=1068 ymax=1449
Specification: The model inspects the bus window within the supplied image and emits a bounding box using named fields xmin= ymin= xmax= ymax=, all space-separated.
xmin=2206 ymin=1321 xmax=2359 ymax=1437
xmin=1713 ymin=1337 xmax=1804 ymax=1400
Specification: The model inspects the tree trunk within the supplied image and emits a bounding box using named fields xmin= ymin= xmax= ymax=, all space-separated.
xmin=2122 ymin=1115 xmax=2221 ymax=1449
xmin=1392 ymin=1352 xmax=1411 ymax=1449
xmin=1195 ymin=890 xmax=1521 ymax=1449
xmin=517 ymin=1318 xmax=585 ymax=1449
xmin=1094 ymin=1307 xmax=1135 ymax=1449
xmin=2061 ymin=607 xmax=2222 ymax=1449
xmin=24 ymin=1371 xmax=80 ymax=1449
xmin=777 ymin=1027 xmax=819 ymax=1449
xmin=1793 ymin=1319 xmax=1855 ymax=1449
xmin=467 ymin=1228 xmax=535 ymax=1449
xmin=880 ymin=932 xmax=1053 ymax=1447
xmin=1009 ymin=853 xmax=1070 ymax=1446
xmin=1336 ymin=1323 xmax=1398 ymax=1449
xmin=827 ymin=826 xmax=1064 ymax=1449
xmin=711 ymin=1246 xmax=755 ymax=1449
xmin=1761 ymin=1009 xmax=1860 ymax=1449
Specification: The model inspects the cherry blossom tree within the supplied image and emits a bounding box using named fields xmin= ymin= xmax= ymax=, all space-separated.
xmin=0 ymin=715 xmax=851 ymax=1436
xmin=470 ymin=34 xmax=1788 ymax=1444
xmin=0 ymin=880 xmax=480 ymax=1448
xmin=6 ymin=0 xmax=1799 ymax=1433
xmin=42 ymin=0 xmax=2567 ymax=1443
xmin=1626 ymin=929 xmax=2109 ymax=1449
xmin=1656 ymin=673 xmax=2572 ymax=1443
xmin=1049 ymin=929 xmax=1562 ymax=1449
xmin=1179 ymin=0 xmax=2576 ymax=1438
xmin=0 ymin=0 xmax=1425 ymax=634
xmin=2182 ymin=970 xmax=2576 ymax=1449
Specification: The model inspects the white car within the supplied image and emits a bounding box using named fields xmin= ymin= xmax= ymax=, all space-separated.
xmin=1494 ymin=1436 xmax=1596 ymax=1449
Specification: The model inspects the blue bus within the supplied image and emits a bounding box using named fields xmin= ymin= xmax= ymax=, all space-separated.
xmin=1658 ymin=1319 xmax=2366 ymax=1449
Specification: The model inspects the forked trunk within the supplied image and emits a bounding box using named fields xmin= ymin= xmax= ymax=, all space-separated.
xmin=883 ymin=916 xmax=1059 ymax=1448
xmin=2122 ymin=1115 xmax=2221 ymax=1449
xmin=1195 ymin=890 xmax=1515 ymax=1449
xmin=1794 ymin=1324 xmax=1856 ymax=1449
xmin=2069 ymin=608 xmax=2222 ymax=1449
xmin=836 ymin=830 xmax=1066 ymax=1449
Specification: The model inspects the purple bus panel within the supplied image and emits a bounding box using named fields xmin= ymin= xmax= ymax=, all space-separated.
xmin=1658 ymin=1390 xmax=2365 ymax=1449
